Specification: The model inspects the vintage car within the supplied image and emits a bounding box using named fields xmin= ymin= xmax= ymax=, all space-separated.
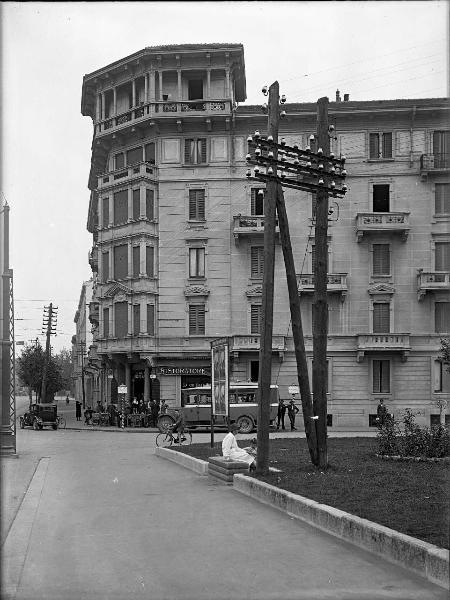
xmin=19 ymin=403 xmax=58 ymax=430
xmin=157 ymin=382 xmax=279 ymax=434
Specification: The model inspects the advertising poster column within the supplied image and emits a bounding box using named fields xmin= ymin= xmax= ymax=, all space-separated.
xmin=210 ymin=338 xmax=229 ymax=448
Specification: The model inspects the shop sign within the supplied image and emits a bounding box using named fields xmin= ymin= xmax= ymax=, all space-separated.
xmin=157 ymin=366 xmax=211 ymax=376
xmin=118 ymin=385 xmax=127 ymax=394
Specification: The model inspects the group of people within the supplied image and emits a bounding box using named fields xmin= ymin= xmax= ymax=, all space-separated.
xmin=74 ymin=397 xmax=169 ymax=427
xmin=277 ymin=397 xmax=299 ymax=431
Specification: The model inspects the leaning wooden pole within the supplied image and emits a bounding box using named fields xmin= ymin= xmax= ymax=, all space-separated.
xmin=276 ymin=185 xmax=319 ymax=466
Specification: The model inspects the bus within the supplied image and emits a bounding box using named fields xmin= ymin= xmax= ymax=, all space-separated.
xmin=157 ymin=382 xmax=279 ymax=434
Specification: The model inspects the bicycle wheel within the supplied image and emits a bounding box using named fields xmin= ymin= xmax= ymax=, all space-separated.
xmin=179 ymin=431 xmax=192 ymax=445
xmin=156 ymin=432 xmax=173 ymax=448
xmin=58 ymin=417 xmax=66 ymax=429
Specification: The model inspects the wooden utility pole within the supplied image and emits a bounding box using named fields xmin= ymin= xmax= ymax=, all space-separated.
xmin=256 ymin=81 xmax=279 ymax=475
xmin=313 ymin=97 xmax=330 ymax=469
xmin=40 ymin=303 xmax=56 ymax=403
xmin=276 ymin=185 xmax=319 ymax=465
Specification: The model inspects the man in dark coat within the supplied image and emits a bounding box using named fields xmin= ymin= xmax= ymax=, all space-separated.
xmin=75 ymin=400 xmax=82 ymax=421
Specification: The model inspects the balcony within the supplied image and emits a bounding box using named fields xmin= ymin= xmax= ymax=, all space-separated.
xmin=97 ymin=162 xmax=157 ymax=190
xmin=296 ymin=273 xmax=348 ymax=298
xmin=232 ymin=215 xmax=280 ymax=245
xmin=417 ymin=271 xmax=450 ymax=301
xmin=96 ymin=335 xmax=158 ymax=356
xmin=230 ymin=335 xmax=286 ymax=358
xmin=420 ymin=154 xmax=450 ymax=179
xmin=96 ymin=99 xmax=233 ymax=137
xmin=356 ymin=212 xmax=410 ymax=242
xmin=356 ymin=333 xmax=411 ymax=362
xmin=88 ymin=247 xmax=98 ymax=273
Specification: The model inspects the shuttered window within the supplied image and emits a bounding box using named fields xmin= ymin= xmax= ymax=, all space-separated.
xmin=189 ymin=305 xmax=205 ymax=335
xmin=114 ymin=245 xmax=128 ymax=280
xmin=146 ymin=246 xmax=154 ymax=278
xmin=433 ymin=131 xmax=450 ymax=168
xmin=373 ymin=360 xmax=390 ymax=393
xmin=102 ymin=252 xmax=109 ymax=283
xmin=435 ymin=242 xmax=450 ymax=270
xmin=435 ymin=302 xmax=450 ymax=333
xmin=103 ymin=308 xmax=109 ymax=338
xmin=435 ymin=184 xmax=450 ymax=214
xmin=132 ymin=189 xmax=140 ymax=220
xmin=113 ymin=190 xmax=128 ymax=225
xmin=114 ymin=302 xmax=128 ymax=338
xmin=373 ymin=244 xmax=390 ymax=275
xmin=132 ymin=246 xmax=140 ymax=278
xmin=373 ymin=303 xmax=390 ymax=333
xmin=251 ymin=246 xmax=264 ymax=277
xmin=133 ymin=304 xmax=141 ymax=336
xmin=184 ymin=138 xmax=207 ymax=164
xmin=145 ymin=142 xmax=155 ymax=164
xmin=251 ymin=188 xmax=265 ymax=215
xmin=146 ymin=189 xmax=154 ymax=220
xmin=102 ymin=197 xmax=110 ymax=228
xmin=147 ymin=304 xmax=155 ymax=336
xmin=250 ymin=305 xmax=262 ymax=334
xmin=126 ymin=146 xmax=142 ymax=166
xmin=189 ymin=189 xmax=205 ymax=220
xmin=369 ymin=132 xmax=392 ymax=158
xmin=189 ymin=248 xmax=205 ymax=278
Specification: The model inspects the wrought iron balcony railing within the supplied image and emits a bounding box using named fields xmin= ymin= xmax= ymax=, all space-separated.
xmin=420 ymin=153 xmax=450 ymax=172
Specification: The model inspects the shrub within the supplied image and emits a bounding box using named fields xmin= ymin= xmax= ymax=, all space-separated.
xmin=377 ymin=409 xmax=450 ymax=458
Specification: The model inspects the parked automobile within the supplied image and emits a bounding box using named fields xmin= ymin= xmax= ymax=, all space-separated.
xmin=157 ymin=382 xmax=279 ymax=434
xmin=19 ymin=404 xmax=58 ymax=430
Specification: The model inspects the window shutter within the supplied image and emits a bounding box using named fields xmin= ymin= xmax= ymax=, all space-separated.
xmin=133 ymin=304 xmax=141 ymax=336
xmin=132 ymin=246 xmax=140 ymax=278
xmin=373 ymin=303 xmax=390 ymax=333
xmin=251 ymin=246 xmax=264 ymax=277
xmin=435 ymin=242 xmax=450 ymax=271
xmin=382 ymin=133 xmax=392 ymax=158
xmin=146 ymin=246 xmax=154 ymax=278
xmin=103 ymin=308 xmax=109 ymax=338
xmin=133 ymin=189 xmax=140 ymax=220
xmin=373 ymin=360 xmax=390 ymax=393
xmin=189 ymin=190 xmax=205 ymax=220
xmin=113 ymin=244 xmax=128 ymax=280
xmin=113 ymin=190 xmax=128 ymax=225
xmin=189 ymin=305 xmax=205 ymax=335
xmin=250 ymin=305 xmax=262 ymax=334
xmin=435 ymin=302 xmax=450 ymax=333
xmin=146 ymin=189 xmax=154 ymax=219
xmin=435 ymin=184 xmax=450 ymax=214
xmin=373 ymin=244 xmax=390 ymax=275
xmin=147 ymin=304 xmax=155 ymax=336
xmin=114 ymin=302 xmax=128 ymax=338
xmin=197 ymin=190 xmax=205 ymax=220
xmin=199 ymin=138 xmax=207 ymax=163
xmin=102 ymin=197 xmax=109 ymax=228
xmin=185 ymin=139 xmax=194 ymax=164
xmin=369 ymin=133 xmax=379 ymax=159
xmin=102 ymin=252 xmax=109 ymax=283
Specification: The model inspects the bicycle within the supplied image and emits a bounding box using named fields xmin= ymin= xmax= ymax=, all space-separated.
xmin=156 ymin=427 xmax=192 ymax=448
xmin=56 ymin=415 xmax=66 ymax=429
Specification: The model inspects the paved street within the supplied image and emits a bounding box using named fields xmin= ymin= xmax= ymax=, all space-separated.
xmin=2 ymin=404 xmax=447 ymax=600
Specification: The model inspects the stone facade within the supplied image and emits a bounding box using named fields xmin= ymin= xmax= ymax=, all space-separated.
xmin=81 ymin=43 xmax=449 ymax=429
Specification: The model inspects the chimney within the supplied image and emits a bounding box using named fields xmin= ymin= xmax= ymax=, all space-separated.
xmin=344 ymin=93 xmax=350 ymax=102
xmin=336 ymin=89 xmax=341 ymax=102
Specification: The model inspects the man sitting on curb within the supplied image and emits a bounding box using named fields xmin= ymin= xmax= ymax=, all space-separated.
xmin=222 ymin=423 xmax=257 ymax=471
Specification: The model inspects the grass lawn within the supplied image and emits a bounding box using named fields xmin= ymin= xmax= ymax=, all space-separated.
xmin=173 ymin=437 xmax=449 ymax=549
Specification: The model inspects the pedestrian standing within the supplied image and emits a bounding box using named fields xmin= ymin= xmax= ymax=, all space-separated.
xmin=160 ymin=399 xmax=168 ymax=414
xmin=376 ymin=399 xmax=388 ymax=426
xmin=75 ymin=400 xmax=82 ymax=421
xmin=276 ymin=398 xmax=287 ymax=430
xmin=151 ymin=399 xmax=159 ymax=427
xmin=287 ymin=398 xmax=299 ymax=431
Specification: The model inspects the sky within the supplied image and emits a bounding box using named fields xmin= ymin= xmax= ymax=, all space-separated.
xmin=1 ymin=1 xmax=448 ymax=354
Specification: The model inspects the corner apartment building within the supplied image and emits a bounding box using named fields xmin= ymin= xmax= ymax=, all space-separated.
xmin=80 ymin=43 xmax=449 ymax=429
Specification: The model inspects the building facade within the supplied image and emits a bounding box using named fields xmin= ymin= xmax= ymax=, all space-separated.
xmin=80 ymin=43 xmax=449 ymax=429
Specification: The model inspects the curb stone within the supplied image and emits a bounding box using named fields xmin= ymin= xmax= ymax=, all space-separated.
xmin=155 ymin=447 xmax=449 ymax=589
